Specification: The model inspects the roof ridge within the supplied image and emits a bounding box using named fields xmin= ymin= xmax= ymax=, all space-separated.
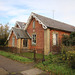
xmin=12 ymin=27 xmax=24 ymax=30
xmin=16 ymin=21 xmax=25 ymax=23
xmin=32 ymin=12 xmax=75 ymax=28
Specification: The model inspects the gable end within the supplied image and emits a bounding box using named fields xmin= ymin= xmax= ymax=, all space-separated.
xmin=25 ymin=12 xmax=47 ymax=30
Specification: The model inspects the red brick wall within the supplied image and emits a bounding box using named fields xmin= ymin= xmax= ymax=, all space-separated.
xmin=15 ymin=24 xmax=20 ymax=28
xmin=8 ymin=31 xmax=17 ymax=47
xmin=27 ymin=18 xmax=44 ymax=50
xmin=27 ymin=18 xmax=71 ymax=53
xmin=50 ymin=29 xmax=71 ymax=51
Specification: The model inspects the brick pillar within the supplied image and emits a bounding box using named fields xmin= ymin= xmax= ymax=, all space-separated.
xmin=44 ymin=28 xmax=50 ymax=55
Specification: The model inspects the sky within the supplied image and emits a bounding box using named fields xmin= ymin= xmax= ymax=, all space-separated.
xmin=0 ymin=0 xmax=75 ymax=28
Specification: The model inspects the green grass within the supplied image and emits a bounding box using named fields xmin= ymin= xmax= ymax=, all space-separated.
xmin=36 ymin=62 xmax=75 ymax=75
xmin=0 ymin=50 xmax=33 ymax=63
xmin=19 ymin=52 xmax=47 ymax=59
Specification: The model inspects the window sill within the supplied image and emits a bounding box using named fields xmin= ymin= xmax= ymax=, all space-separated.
xmin=32 ymin=44 xmax=36 ymax=46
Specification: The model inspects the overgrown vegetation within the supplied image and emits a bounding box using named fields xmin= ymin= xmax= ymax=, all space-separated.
xmin=67 ymin=51 xmax=75 ymax=69
xmin=62 ymin=32 xmax=75 ymax=46
xmin=61 ymin=45 xmax=75 ymax=68
xmin=0 ymin=23 xmax=9 ymax=46
xmin=0 ymin=50 xmax=33 ymax=63
xmin=36 ymin=51 xmax=75 ymax=75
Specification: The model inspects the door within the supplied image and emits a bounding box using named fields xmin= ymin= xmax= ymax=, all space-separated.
xmin=23 ymin=39 xmax=28 ymax=47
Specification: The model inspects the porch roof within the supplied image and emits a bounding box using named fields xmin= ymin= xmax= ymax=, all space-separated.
xmin=12 ymin=27 xmax=31 ymax=39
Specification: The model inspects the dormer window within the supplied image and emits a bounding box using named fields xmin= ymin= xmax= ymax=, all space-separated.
xmin=33 ymin=20 xmax=35 ymax=29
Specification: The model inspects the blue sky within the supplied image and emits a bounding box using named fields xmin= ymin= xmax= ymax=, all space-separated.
xmin=0 ymin=0 xmax=75 ymax=28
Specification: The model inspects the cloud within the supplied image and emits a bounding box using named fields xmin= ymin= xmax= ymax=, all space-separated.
xmin=9 ymin=15 xmax=28 ymax=24
xmin=0 ymin=0 xmax=75 ymax=27
xmin=7 ymin=9 xmax=28 ymax=16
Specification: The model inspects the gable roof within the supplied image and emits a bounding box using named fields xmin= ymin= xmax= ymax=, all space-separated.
xmin=15 ymin=21 xmax=26 ymax=29
xmin=25 ymin=12 xmax=75 ymax=32
xmin=7 ymin=27 xmax=30 ymax=40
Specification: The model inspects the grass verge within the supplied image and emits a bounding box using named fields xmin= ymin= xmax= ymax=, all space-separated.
xmin=0 ymin=50 xmax=33 ymax=63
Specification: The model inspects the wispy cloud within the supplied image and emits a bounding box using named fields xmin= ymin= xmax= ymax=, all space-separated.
xmin=0 ymin=0 xmax=75 ymax=27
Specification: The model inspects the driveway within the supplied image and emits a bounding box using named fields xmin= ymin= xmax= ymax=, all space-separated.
xmin=0 ymin=55 xmax=34 ymax=74
xmin=0 ymin=55 xmax=49 ymax=75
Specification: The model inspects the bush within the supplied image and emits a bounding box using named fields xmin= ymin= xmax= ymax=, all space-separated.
xmin=62 ymin=35 xmax=69 ymax=46
xmin=61 ymin=45 xmax=68 ymax=62
xmin=52 ymin=45 xmax=61 ymax=54
xmin=67 ymin=51 xmax=75 ymax=69
xmin=42 ymin=53 xmax=54 ymax=65
xmin=61 ymin=45 xmax=75 ymax=69
xmin=62 ymin=32 xmax=75 ymax=46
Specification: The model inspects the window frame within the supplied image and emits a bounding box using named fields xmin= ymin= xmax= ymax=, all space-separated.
xmin=12 ymin=36 xmax=15 ymax=47
xmin=33 ymin=20 xmax=35 ymax=29
xmin=32 ymin=34 xmax=36 ymax=45
xmin=53 ymin=32 xmax=58 ymax=45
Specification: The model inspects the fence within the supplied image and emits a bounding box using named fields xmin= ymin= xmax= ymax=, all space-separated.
xmin=0 ymin=47 xmax=45 ymax=62
xmin=0 ymin=46 xmax=18 ymax=53
xmin=21 ymin=48 xmax=45 ymax=62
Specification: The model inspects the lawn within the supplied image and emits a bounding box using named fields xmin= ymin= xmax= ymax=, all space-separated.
xmin=0 ymin=50 xmax=33 ymax=63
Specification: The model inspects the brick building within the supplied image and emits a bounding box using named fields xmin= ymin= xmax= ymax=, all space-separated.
xmin=7 ymin=12 xmax=75 ymax=55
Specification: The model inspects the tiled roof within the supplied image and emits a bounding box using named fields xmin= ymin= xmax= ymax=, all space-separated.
xmin=12 ymin=27 xmax=30 ymax=39
xmin=33 ymin=13 xmax=75 ymax=32
xmin=16 ymin=21 xmax=26 ymax=29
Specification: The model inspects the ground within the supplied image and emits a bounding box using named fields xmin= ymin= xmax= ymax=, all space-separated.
xmin=0 ymin=55 xmax=49 ymax=75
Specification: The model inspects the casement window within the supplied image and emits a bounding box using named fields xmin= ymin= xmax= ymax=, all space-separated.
xmin=33 ymin=20 xmax=35 ymax=29
xmin=23 ymin=39 xmax=28 ymax=47
xmin=12 ymin=36 xmax=15 ymax=47
xmin=53 ymin=33 xmax=58 ymax=45
xmin=32 ymin=34 xmax=36 ymax=45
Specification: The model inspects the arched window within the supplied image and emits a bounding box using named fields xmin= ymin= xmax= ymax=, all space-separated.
xmin=33 ymin=20 xmax=35 ymax=29
xmin=12 ymin=36 xmax=15 ymax=47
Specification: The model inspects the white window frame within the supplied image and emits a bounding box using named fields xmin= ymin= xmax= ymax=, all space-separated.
xmin=53 ymin=33 xmax=58 ymax=45
xmin=12 ymin=36 xmax=15 ymax=47
xmin=32 ymin=34 xmax=36 ymax=45
xmin=33 ymin=20 xmax=35 ymax=29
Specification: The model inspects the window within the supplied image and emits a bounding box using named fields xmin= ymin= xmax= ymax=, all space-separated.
xmin=53 ymin=33 xmax=58 ymax=45
xmin=23 ymin=39 xmax=28 ymax=47
xmin=32 ymin=34 xmax=36 ymax=45
xmin=33 ymin=20 xmax=35 ymax=28
xmin=12 ymin=36 xmax=15 ymax=47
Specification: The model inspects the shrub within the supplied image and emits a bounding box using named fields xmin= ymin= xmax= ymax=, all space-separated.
xmin=61 ymin=45 xmax=68 ymax=62
xmin=62 ymin=32 xmax=75 ymax=46
xmin=42 ymin=53 xmax=54 ymax=66
xmin=67 ymin=51 xmax=75 ymax=69
xmin=61 ymin=45 xmax=75 ymax=69
xmin=62 ymin=35 xmax=69 ymax=46
xmin=52 ymin=45 xmax=61 ymax=54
